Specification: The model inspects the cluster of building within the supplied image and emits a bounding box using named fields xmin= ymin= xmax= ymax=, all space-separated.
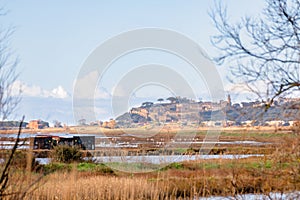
xmin=121 ymin=96 xmax=300 ymax=127
xmin=87 ymin=119 xmax=116 ymax=129
xmin=27 ymin=120 xmax=49 ymax=129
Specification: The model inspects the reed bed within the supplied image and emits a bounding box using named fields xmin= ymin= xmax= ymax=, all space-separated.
xmin=28 ymin=172 xmax=175 ymax=200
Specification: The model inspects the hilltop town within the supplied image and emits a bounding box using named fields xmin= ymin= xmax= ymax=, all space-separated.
xmin=116 ymin=96 xmax=300 ymax=128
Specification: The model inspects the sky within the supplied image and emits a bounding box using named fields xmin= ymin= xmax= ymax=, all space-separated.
xmin=1 ymin=0 xmax=266 ymax=123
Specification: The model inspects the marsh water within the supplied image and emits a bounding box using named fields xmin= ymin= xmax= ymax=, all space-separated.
xmin=0 ymin=133 xmax=267 ymax=165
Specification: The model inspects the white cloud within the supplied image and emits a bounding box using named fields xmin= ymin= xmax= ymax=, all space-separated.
xmin=51 ymin=86 xmax=69 ymax=98
xmin=11 ymin=80 xmax=69 ymax=99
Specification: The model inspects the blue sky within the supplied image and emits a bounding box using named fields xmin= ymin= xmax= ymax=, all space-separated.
xmin=2 ymin=0 xmax=266 ymax=123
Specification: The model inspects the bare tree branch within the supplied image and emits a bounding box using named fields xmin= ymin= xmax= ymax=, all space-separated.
xmin=0 ymin=115 xmax=24 ymax=198
xmin=210 ymin=0 xmax=300 ymax=105
xmin=0 ymin=25 xmax=21 ymax=120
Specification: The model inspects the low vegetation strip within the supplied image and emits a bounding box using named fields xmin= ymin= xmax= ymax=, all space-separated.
xmin=26 ymin=154 xmax=300 ymax=199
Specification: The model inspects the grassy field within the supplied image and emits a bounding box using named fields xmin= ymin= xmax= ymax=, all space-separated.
xmin=0 ymin=128 xmax=299 ymax=199
xmin=16 ymin=153 xmax=300 ymax=199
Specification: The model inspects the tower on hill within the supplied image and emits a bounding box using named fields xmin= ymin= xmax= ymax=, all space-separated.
xmin=227 ymin=94 xmax=232 ymax=107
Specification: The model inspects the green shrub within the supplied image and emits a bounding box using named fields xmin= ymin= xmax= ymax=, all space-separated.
xmin=77 ymin=162 xmax=114 ymax=174
xmin=264 ymin=160 xmax=272 ymax=169
xmin=41 ymin=163 xmax=72 ymax=174
xmin=161 ymin=162 xmax=184 ymax=170
xmin=77 ymin=162 xmax=96 ymax=171
xmin=51 ymin=145 xmax=83 ymax=163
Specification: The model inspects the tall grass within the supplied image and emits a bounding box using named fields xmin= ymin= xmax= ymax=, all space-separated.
xmin=28 ymin=172 xmax=173 ymax=200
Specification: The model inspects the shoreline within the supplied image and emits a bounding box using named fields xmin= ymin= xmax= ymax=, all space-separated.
xmin=0 ymin=125 xmax=293 ymax=134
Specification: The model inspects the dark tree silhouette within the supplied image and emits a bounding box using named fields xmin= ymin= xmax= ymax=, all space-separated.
xmin=210 ymin=0 xmax=300 ymax=108
xmin=141 ymin=102 xmax=153 ymax=108
xmin=157 ymin=98 xmax=164 ymax=103
xmin=53 ymin=120 xmax=63 ymax=128
xmin=166 ymin=97 xmax=178 ymax=104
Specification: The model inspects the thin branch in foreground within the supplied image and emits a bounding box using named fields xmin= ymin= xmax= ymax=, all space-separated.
xmin=0 ymin=115 xmax=24 ymax=198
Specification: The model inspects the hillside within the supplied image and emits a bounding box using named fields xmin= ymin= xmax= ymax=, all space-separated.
xmin=116 ymin=96 xmax=300 ymax=128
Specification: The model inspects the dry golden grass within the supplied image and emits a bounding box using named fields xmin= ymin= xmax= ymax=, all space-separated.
xmin=28 ymin=172 xmax=174 ymax=200
xmin=18 ymin=147 xmax=299 ymax=200
xmin=1 ymin=156 xmax=299 ymax=200
xmin=23 ymin=156 xmax=299 ymax=200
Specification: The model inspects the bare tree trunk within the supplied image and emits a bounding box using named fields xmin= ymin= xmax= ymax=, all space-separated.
xmin=0 ymin=115 xmax=24 ymax=199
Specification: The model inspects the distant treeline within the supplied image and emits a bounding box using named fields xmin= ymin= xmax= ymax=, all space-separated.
xmin=0 ymin=121 xmax=28 ymax=129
